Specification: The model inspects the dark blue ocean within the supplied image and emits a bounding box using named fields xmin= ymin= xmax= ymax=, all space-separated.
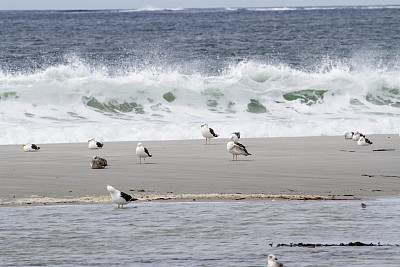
xmin=1 ymin=6 xmax=400 ymax=144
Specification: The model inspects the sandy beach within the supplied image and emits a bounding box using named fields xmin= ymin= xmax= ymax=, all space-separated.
xmin=1 ymin=135 xmax=399 ymax=205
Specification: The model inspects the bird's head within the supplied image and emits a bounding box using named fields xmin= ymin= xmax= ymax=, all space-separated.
xmin=106 ymin=185 xmax=115 ymax=192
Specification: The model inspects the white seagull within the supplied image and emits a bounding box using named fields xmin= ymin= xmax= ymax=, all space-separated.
xmin=226 ymin=133 xmax=251 ymax=161
xmin=357 ymin=136 xmax=373 ymax=146
xmin=201 ymin=123 xmax=219 ymax=144
xmin=136 ymin=142 xmax=152 ymax=163
xmin=23 ymin=143 xmax=40 ymax=152
xmin=267 ymin=254 xmax=284 ymax=267
xmin=343 ymin=131 xmax=354 ymax=139
xmin=88 ymin=138 xmax=104 ymax=149
xmin=352 ymin=131 xmax=361 ymax=141
xmin=90 ymin=156 xmax=108 ymax=169
xmin=106 ymin=185 xmax=137 ymax=208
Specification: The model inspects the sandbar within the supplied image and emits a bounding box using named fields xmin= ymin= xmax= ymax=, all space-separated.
xmin=1 ymin=135 xmax=399 ymax=205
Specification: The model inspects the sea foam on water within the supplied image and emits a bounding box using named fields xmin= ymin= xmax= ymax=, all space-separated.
xmin=1 ymin=59 xmax=400 ymax=145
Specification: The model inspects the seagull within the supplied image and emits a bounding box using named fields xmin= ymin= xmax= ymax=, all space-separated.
xmin=352 ymin=131 xmax=361 ymax=141
xmin=227 ymin=134 xmax=251 ymax=161
xmin=201 ymin=123 xmax=219 ymax=144
xmin=344 ymin=131 xmax=354 ymax=139
xmin=357 ymin=136 xmax=373 ymax=146
xmin=88 ymin=138 xmax=103 ymax=149
xmin=267 ymin=254 xmax=284 ymax=267
xmin=23 ymin=143 xmax=40 ymax=152
xmin=90 ymin=156 xmax=108 ymax=169
xmin=106 ymin=185 xmax=137 ymax=208
xmin=136 ymin=142 xmax=152 ymax=163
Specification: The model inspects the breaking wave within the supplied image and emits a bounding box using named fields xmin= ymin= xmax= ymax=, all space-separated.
xmin=1 ymin=57 xmax=400 ymax=144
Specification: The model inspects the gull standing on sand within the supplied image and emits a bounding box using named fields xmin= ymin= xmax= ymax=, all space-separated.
xmin=201 ymin=123 xmax=219 ymax=144
xmin=136 ymin=142 xmax=152 ymax=163
xmin=267 ymin=254 xmax=284 ymax=267
xmin=90 ymin=156 xmax=108 ymax=169
xmin=88 ymin=138 xmax=104 ymax=149
xmin=226 ymin=133 xmax=251 ymax=161
xmin=107 ymin=185 xmax=137 ymax=208
xmin=23 ymin=143 xmax=40 ymax=152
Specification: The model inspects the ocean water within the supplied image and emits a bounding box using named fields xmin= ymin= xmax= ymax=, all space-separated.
xmin=1 ymin=197 xmax=399 ymax=266
xmin=1 ymin=6 xmax=400 ymax=145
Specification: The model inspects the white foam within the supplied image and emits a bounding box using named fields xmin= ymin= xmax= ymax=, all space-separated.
xmin=1 ymin=58 xmax=400 ymax=145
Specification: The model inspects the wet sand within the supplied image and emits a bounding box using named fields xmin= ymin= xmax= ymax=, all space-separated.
xmin=1 ymin=135 xmax=399 ymax=205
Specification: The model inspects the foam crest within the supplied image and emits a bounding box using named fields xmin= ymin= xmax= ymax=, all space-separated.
xmin=1 ymin=58 xmax=400 ymax=144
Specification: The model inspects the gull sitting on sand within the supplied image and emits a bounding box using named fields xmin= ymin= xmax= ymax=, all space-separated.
xmin=136 ymin=142 xmax=152 ymax=163
xmin=90 ymin=156 xmax=108 ymax=169
xmin=227 ymin=133 xmax=251 ymax=161
xmin=23 ymin=143 xmax=40 ymax=152
xmin=201 ymin=123 xmax=219 ymax=144
xmin=357 ymin=136 xmax=373 ymax=146
xmin=88 ymin=138 xmax=104 ymax=149
xmin=343 ymin=131 xmax=354 ymax=139
xmin=352 ymin=131 xmax=361 ymax=141
xmin=267 ymin=254 xmax=284 ymax=267
xmin=107 ymin=185 xmax=137 ymax=208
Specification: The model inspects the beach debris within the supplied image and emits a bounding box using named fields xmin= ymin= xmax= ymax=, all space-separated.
xmin=23 ymin=143 xmax=40 ymax=152
xmin=107 ymin=185 xmax=137 ymax=208
xmin=227 ymin=133 xmax=251 ymax=161
xmin=267 ymin=254 xmax=284 ymax=267
xmin=136 ymin=142 xmax=152 ymax=164
xmin=201 ymin=122 xmax=219 ymax=144
xmin=90 ymin=156 xmax=107 ymax=169
xmin=88 ymin=138 xmax=103 ymax=149
xmin=275 ymin=242 xmax=397 ymax=247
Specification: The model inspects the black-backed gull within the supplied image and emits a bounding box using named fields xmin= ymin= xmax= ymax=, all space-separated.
xmin=136 ymin=142 xmax=152 ymax=163
xmin=23 ymin=143 xmax=40 ymax=152
xmin=106 ymin=185 xmax=137 ymax=208
xmin=88 ymin=138 xmax=103 ymax=149
xmin=267 ymin=254 xmax=284 ymax=267
xmin=201 ymin=123 xmax=219 ymax=144
xmin=357 ymin=136 xmax=373 ymax=146
xmin=226 ymin=134 xmax=251 ymax=161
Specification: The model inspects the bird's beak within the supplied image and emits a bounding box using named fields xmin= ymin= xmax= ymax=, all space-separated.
xmin=106 ymin=184 xmax=109 ymax=187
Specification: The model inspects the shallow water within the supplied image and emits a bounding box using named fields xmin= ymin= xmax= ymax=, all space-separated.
xmin=1 ymin=197 xmax=399 ymax=266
